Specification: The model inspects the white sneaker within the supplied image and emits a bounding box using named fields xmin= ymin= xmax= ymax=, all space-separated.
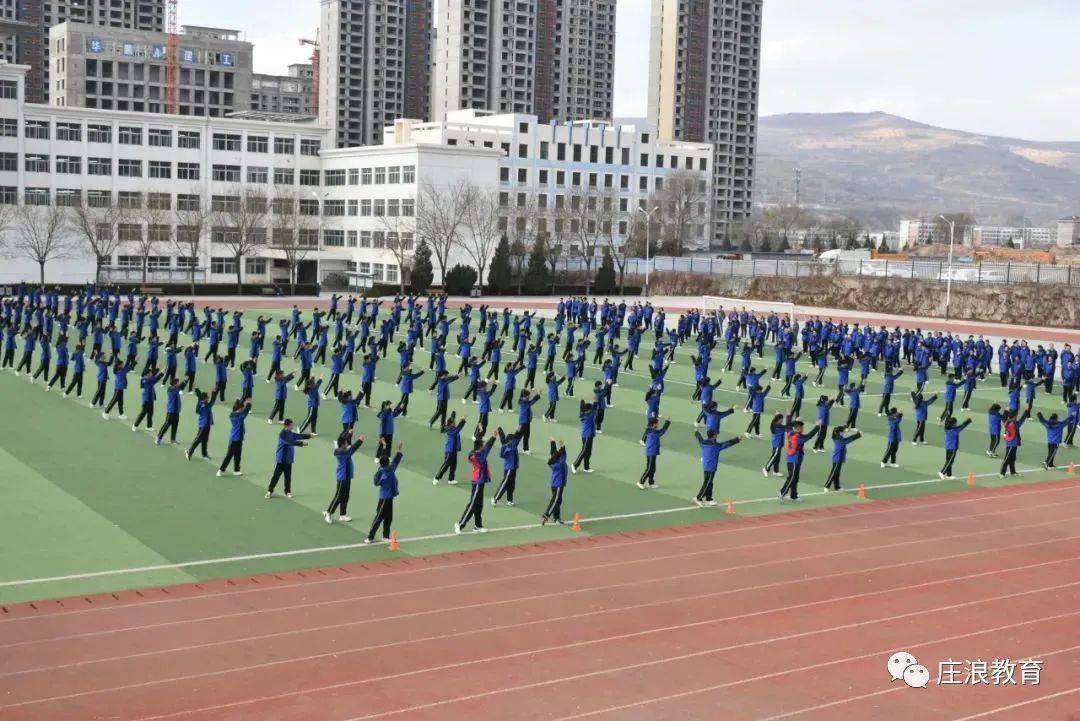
xmin=185 ymin=450 xmax=191 ymax=460
xmin=571 ymin=464 xmax=577 ymax=474
xmin=475 ymin=527 xmax=488 ymax=533
xmin=491 ymin=498 xmax=497 ymax=506
xmin=216 ymin=470 xmax=223 ymax=477
xmin=323 ymin=511 xmax=333 ymax=524
xmin=694 ymin=498 xmax=704 ymax=507
xmin=584 ymin=468 xmax=594 ymax=473
xmin=880 ymin=462 xmax=886 ymax=469
xmin=118 ymin=415 xmax=127 ymax=420
xmin=706 ymin=500 xmax=719 ymax=507
xmin=890 ymin=463 xmax=899 ymax=468
xmin=285 ymin=492 xmax=293 ymax=499
xmin=233 ymin=471 xmax=243 ymax=476
xmin=267 ymin=418 xmax=273 ymax=424
xmin=131 ymin=425 xmax=138 ymax=432
xmin=637 ymin=481 xmax=645 ymax=489
xmin=101 ymin=412 xmax=108 ymax=420
xmin=265 ymin=491 xmax=273 ymax=498
xmin=433 ymin=477 xmax=440 ymax=485
xmin=448 ymin=479 xmax=458 ymax=485
xmin=454 ymin=523 xmax=462 ymax=535
xmin=761 ymin=467 xmax=768 ymax=477
xmin=339 ymin=515 xmax=351 ymax=522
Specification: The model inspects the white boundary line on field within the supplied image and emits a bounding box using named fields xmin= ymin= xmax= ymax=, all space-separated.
xmin=0 ymin=467 xmax=1052 ymax=590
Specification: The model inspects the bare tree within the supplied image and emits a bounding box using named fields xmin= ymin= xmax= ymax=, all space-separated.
xmin=654 ymin=171 xmax=709 ymax=256
xmin=9 ymin=204 xmax=74 ymax=283
xmin=213 ymin=185 xmax=269 ymax=292
xmin=128 ymin=201 xmax=172 ymax=283
xmin=173 ymin=190 xmax=214 ymax=296
xmin=0 ymin=202 xmax=13 ymax=255
xmin=503 ymin=194 xmax=542 ymax=295
xmin=269 ymin=190 xmax=316 ymax=295
xmin=617 ymin=210 xmax=650 ymax=295
xmin=460 ymin=190 xmax=502 ymax=293
xmin=67 ymin=198 xmax=127 ymax=283
xmin=559 ymin=187 xmax=615 ymax=295
xmin=762 ymin=204 xmax=816 ymax=249
xmin=375 ymin=207 xmax=416 ymax=295
xmin=414 ymin=178 xmax=476 ymax=284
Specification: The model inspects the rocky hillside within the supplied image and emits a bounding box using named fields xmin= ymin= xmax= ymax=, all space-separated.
xmin=756 ymin=112 xmax=1080 ymax=227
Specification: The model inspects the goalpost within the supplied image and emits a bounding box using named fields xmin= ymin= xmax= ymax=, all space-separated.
xmin=701 ymin=295 xmax=798 ymax=328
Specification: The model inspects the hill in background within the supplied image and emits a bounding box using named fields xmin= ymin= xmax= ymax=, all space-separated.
xmin=755 ymin=112 xmax=1080 ymax=228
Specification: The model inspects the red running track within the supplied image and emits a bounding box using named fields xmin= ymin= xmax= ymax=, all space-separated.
xmin=3 ymin=479 xmax=1080 ymax=721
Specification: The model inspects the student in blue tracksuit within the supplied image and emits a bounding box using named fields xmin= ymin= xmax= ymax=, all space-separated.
xmin=428 ymin=370 xmax=460 ymax=428
xmin=364 ymin=441 xmax=401 ymax=542
xmin=210 ymin=355 xmax=228 ymax=403
xmin=811 ymin=396 xmax=836 ymax=452
xmin=266 ymin=419 xmax=312 ymax=498
xmin=299 ymin=375 xmax=324 ymax=435
xmin=217 ymin=398 xmax=253 ymax=475
xmin=986 ymin=404 xmax=1003 ymax=457
xmin=434 ymin=412 xmax=467 ymax=485
xmin=881 ymin=409 xmax=903 ymax=467
xmin=456 ymin=434 xmax=496 ymax=533
xmin=185 ymin=390 xmax=215 ymax=460
xmin=543 ymin=372 xmax=566 ymax=421
xmin=763 ymin=412 xmax=787 ymax=476
xmin=695 ymin=429 xmax=742 ymax=505
xmin=824 ymin=426 xmax=862 ymax=490
xmin=877 ymin=368 xmax=904 ymax=416
xmin=745 ymin=384 xmax=771 ymax=437
xmin=132 ymin=367 xmax=164 ymax=431
xmin=541 ymin=439 xmax=569 ymax=525
xmin=475 ymin=380 xmax=497 ymax=435
xmin=1036 ymin=412 xmax=1067 ymax=469
xmin=844 ymin=383 xmax=865 ymax=430
xmin=492 ymin=427 xmax=521 ymax=505
xmin=911 ymin=391 xmax=938 ymax=444
xmin=939 ymin=416 xmax=973 ymax=479
xmin=397 ymin=365 xmax=425 ymax=416
xmin=183 ymin=344 xmax=198 ymax=392
xmin=572 ymin=400 xmax=599 ymax=473
xmin=638 ymin=416 xmax=671 ymax=488
xmin=102 ymin=358 xmax=135 ymax=419
xmin=1066 ymin=395 xmax=1079 ymax=447
xmin=156 ymin=379 xmax=184 ymax=444
xmin=323 ymin=432 xmax=365 ymax=524
xmin=375 ymin=400 xmax=406 ymax=461
xmin=516 ymin=390 xmax=540 ymax=453
xmin=268 ymin=370 xmax=296 ymax=424
xmin=63 ymin=343 xmax=86 ymax=397
xmin=239 ymin=359 xmax=256 ymax=402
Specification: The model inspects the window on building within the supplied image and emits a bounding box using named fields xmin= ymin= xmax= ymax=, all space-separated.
xmin=374 ymin=167 xmax=386 ymax=184
xmin=500 ymin=167 xmax=510 ymax=183
xmin=323 ymin=229 xmax=344 ymax=247
xmin=273 ymin=168 xmax=295 ymax=185
xmin=211 ymin=227 xmax=240 ymax=244
xmin=117 ymin=159 xmax=142 ymax=177
xmin=388 ymin=166 xmax=401 ymax=184
xmin=118 ymin=126 xmax=142 ymax=145
xmin=25 ymin=120 xmax=50 ymax=139
xmin=298 ymin=229 xmax=318 ymax=246
xmin=118 ymin=223 xmax=142 ymax=242
xmin=148 ymin=225 xmax=171 ymax=243
xmin=360 ymin=199 xmax=372 ymax=216
xmin=119 ymin=191 xmax=142 ymax=209
xmin=300 ymin=139 xmax=320 ymax=156
xmin=56 ymin=156 xmax=81 ymax=174
xmin=402 ymin=165 xmax=415 ymax=183
xmin=25 ymin=188 xmax=49 ymax=205
xmin=0 ymin=80 xmax=18 ymax=99
xmin=348 ymin=168 xmax=359 ymax=185
xmin=148 ymin=128 xmax=172 ymax=147
xmin=175 ymin=162 xmax=199 ymax=181
xmin=56 ymin=122 xmax=82 ymax=141
xmin=178 ymin=131 xmax=200 ymax=149
xmin=24 ymin=154 xmax=49 ymax=173
xmin=361 ymin=168 xmax=372 ymax=185
xmin=212 ymin=164 xmax=240 ymax=182
xmin=147 ymin=193 xmax=171 ymax=210
xmin=88 ymin=124 xmax=111 ymax=143
xmin=55 ymin=189 xmax=81 ymax=207
xmin=211 ymin=257 xmax=237 ymax=274
xmin=177 ymin=194 xmax=200 ymax=211
xmin=402 ymin=199 xmax=415 ymax=217
xmin=299 ymin=169 xmax=319 ymax=186
xmin=273 ymin=137 xmax=295 ymax=154
xmin=212 ymin=133 xmax=241 ymax=151
xmin=0 ymin=119 xmax=16 ymax=137
xmin=88 ymin=190 xmax=112 ymax=208
xmin=324 ymin=169 xmax=346 ymax=186
xmin=323 ymin=199 xmax=345 ymax=217
xmin=247 ymin=135 xmax=268 ymax=153
xmin=212 ymin=195 xmax=240 ymax=212
xmin=245 ymin=257 xmax=267 ymax=274
xmin=0 ymin=152 xmax=14 ymax=172
xmin=347 ymin=230 xmax=358 ymax=247
xmin=298 ymin=198 xmax=319 ymax=216
xmin=149 ymin=160 xmax=171 ymax=179
xmin=347 ymin=199 xmax=358 ymax=216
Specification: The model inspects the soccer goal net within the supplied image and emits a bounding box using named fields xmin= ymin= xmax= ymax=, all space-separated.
xmin=702 ymin=296 xmax=797 ymax=327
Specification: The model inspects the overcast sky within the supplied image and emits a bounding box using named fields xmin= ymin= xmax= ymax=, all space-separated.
xmin=181 ymin=0 xmax=1079 ymax=142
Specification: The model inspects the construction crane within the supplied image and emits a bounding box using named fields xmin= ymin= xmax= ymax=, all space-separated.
xmin=299 ymin=35 xmax=319 ymax=116
xmin=165 ymin=0 xmax=179 ymax=114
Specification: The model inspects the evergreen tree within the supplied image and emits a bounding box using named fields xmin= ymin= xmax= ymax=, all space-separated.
xmin=594 ymin=247 xmax=616 ymax=294
xmin=524 ymin=238 xmax=551 ymax=294
xmin=487 ymin=235 xmax=513 ymax=294
xmin=409 ymin=240 xmax=434 ymax=293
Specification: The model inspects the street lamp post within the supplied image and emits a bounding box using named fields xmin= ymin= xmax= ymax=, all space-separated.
xmin=636 ymin=205 xmax=660 ymax=297
xmin=937 ymin=215 xmax=957 ymax=321
xmin=311 ymin=191 xmax=325 ymax=293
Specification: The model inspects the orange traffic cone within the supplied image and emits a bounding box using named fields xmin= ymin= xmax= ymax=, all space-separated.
xmin=389 ymin=531 xmax=400 ymax=551
xmin=1068 ymin=462 xmax=1077 ymax=477
xmin=857 ymin=484 xmax=867 ymax=500
xmin=966 ymin=472 xmax=975 ymax=486
xmin=571 ymin=513 xmax=582 ymax=532
xmin=726 ymin=498 xmax=736 ymax=515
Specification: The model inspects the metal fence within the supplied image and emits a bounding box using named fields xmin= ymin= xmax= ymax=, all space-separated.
xmin=100 ymin=267 xmax=208 ymax=283
xmin=557 ymin=256 xmax=1080 ymax=287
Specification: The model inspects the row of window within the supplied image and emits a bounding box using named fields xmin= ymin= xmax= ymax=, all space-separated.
xmin=11 ymin=118 xmax=321 ymax=155
xmin=112 ymin=256 xmax=270 ymax=276
xmin=499 ymin=165 xmax=707 ymax=193
xmin=446 ymin=135 xmax=708 ymax=173
xmin=100 ymin=225 xmax=416 ymax=253
xmin=323 ymin=165 xmax=416 ymax=186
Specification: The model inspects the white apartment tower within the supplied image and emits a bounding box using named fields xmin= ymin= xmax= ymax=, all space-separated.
xmin=647 ymin=0 xmax=762 ymax=246
xmin=431 ymin=0 xmax=615 ymax=124
xmin=319 ymin=0 xmax=432 ymax=149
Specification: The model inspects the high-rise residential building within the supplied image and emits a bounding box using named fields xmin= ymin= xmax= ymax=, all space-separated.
xmin=251 ymin=63 xmax=315 ymax=117
xmin=49 ymin=23 xmax=253 ymax=117
xmin=431 ymin=0 xmax=615 ymax=124
xmin=647 ymin=0 xmax=762 ymax=246
xmin=318 ymin=0 xmax=432 ymax=149
xmin=1 ymin=0 xmax=165 ymax=104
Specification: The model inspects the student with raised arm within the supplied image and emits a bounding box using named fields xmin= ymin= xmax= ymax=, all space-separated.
xmin=541 ymin=438 xmax=569 ymax=526
xmin=456 ymin=434 xmax=496 ymax=534
xmin=911 ymin=391 xmax=938 ymax=445
xmin=638 ymin=416 xmax=672 ymax=489
xmin=779 ymin=419 xmax=821 ymax=502
xmin=939 ymin=416 xmax=973 ymax=480
xmin=363 ymin=440 xmax=402 ymax=542
xmin=695 ymin=429 xmax=742 ymax=506
xmin=323 ymin=432 xmax=365 ymax=524
xmin=492 ymin=427 xmax=521 ymax=506
xmin=184 ymin=389 xmax=214 ymax=461
xmin=881 ymin=408 xmax=903 ymax=468
xmin=299 ymin=375 xmax=323 ymax=435
xmin=1036 ymin=411 xmax=1067 ymax=470
xmin=824 ymin=426 xmax=862 ymax=491
xmin=217 ymin=398 xmax=253 ymax=476
xmin=266 ymin=419 xmax=312 ymax=499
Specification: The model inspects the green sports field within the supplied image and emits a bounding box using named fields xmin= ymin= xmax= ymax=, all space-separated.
xmin=0 ymin=308 xmax=1073 ymax=605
